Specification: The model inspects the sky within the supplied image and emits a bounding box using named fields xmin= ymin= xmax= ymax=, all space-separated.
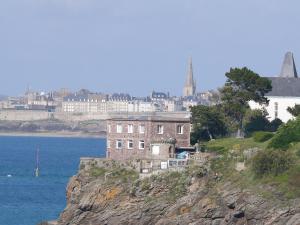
xmin=0 ymin=0 xmax=300 ymax=96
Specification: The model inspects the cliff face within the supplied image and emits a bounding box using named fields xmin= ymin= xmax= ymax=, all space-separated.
xmin=0 ymin=119 xmax=106 ymax=135
xmin=50 ymin=159 xmax=300 ymax=225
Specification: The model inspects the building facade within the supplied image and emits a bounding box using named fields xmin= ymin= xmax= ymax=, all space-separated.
xmin=62 ymin=93 xmax=107 ymax=113
xmin=250 ymin=52 xmax=300 ymax=122
xmin=106 ymin=116 xmax=191 ymax=160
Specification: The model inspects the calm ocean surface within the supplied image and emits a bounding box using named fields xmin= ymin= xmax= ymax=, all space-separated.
xmin=0 ymin=136 xmax=106 ymax=225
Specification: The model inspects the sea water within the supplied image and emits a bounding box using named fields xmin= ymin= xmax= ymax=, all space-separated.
xmin=0 ymin=136 xmax=106 ymax=225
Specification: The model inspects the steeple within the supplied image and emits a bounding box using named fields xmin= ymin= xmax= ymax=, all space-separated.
xmin=183 ymin=57 xmax=196 ymax=97
xmin=279 ymin=52 xmax=298 ymax=78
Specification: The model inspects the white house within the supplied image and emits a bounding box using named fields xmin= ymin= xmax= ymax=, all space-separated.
xmin=249 ymin=52 xmax=300 ymax=123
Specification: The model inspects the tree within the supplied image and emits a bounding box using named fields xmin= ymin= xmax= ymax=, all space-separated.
xmin=268 ymin=116 xmax=300 ymax=149
xmin=220 ymin=67 xmax=272 ymax=137
xmin=190 ymin=105 xmax=227 ymax=144
xmin=243 ymin=109 xmax=283 ymax=136
xmin=268 ymin=118 xmax=283 ymax=132
xmin=287 ymin=105 xmax=300 ymax=117
xmin=243 ymin=109 xmax=270 ymax=136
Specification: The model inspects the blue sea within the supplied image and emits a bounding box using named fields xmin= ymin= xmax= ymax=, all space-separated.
xmin=0 ymin=136 xmax=106 ymax=225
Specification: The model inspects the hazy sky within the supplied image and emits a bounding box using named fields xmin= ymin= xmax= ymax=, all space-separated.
xmin=0 ymin=0 xmax=300 ymax=96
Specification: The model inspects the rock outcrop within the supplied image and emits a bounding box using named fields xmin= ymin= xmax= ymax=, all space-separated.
xmin=43 ymin=160 xmax=300 ymax=225
xmin=0 ymin=119 xmax=106 ymax=136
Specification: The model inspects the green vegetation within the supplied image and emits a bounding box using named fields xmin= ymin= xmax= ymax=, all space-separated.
xmin=190 ymin=105 xmax=227 ymax=144
xmin=135 ymin=166 xmax=207 ymax=203
xmin=90 ymin=166 xmax=138 ymax=183
xmin=220 ymin=67 xmax=272 ymax=134
xmin=268 ymin=117 xmax=300 ymax=149
xmin=190 ymin=67 xmax=273 ymax=144
xmin=251 ymin=150 xmax=295 ymax=176
xmin=287 ymin=104 xmax=300 ymax=117
xmin=189 ymin=66 xmax=300 ymax=199
xmin=206 ymin=137 xmax=267 ymax=154
xmin=243 ymin=110 xmax=282 ymax=136
xmin=204 ymin=136 xmax=300 ymax=199
xmin=90 ymin=167 xmax=107 ymax=177
xmin=252 ymin=131 xmax=274 ymax=142
xmin=164 ymin=171 xmax=189 ymax=202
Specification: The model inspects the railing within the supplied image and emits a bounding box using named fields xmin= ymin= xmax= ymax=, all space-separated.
xmin=139 ymin=152 xmax=211 ymax=175
xmin=139 ymin=158 xmax=189 ymax=174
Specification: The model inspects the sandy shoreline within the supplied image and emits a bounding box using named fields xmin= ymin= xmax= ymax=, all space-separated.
xmin=0 ymin=131 xmax=106 ymax=138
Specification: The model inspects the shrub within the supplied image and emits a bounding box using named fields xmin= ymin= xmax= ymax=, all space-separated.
xmin=288 ymin=166 xmax=300 ymax=188
xmin=252 ymin=150 xmax=294 ymax=177
xmin=268 ymin=118 xmax=283 ymax=132
xmin=244 ymin=110 xmax=270 ymax=136
xmin=90 ymin=167 xmax=107 ymax=177
xmin=268 ymin=117 xmax=300 ymax=149
xmin=296 ymin=149 xmax=300 ymax=158
xmin=206 ymin=145 xmax=227 ymax=154
xmin=253 ymin=131 xmax=274 ymax=142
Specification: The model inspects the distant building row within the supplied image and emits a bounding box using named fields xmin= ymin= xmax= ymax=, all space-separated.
xmin=0 ymin=58 xmax=217 ymax=112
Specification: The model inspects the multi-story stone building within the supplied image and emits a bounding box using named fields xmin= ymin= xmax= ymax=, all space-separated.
xmin=106 ymin=115 xmax=191 ymax=161
xmin=62 ymin=93 xmax=107 ymax=113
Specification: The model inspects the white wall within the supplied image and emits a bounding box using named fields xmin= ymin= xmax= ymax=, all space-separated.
xmin=249 ymin=96 xmax=300 ymax=123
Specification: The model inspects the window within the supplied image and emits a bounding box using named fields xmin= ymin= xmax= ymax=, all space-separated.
xmin=139 ymin=140 xmax=145 ymax=149
xmin=116 ymin=140 xmax=122 ymax=149
xmin=108 ymin=124 xmax=111 ymax=133
xmin=117 ymin=124 xmax=122 ymax=133
xmin=157 ymin=125 xmax=164 ymax=134
xmin=107 ymin=140 xmax=111 ymax=148
xmin=274 ymin=102 xmax=278 ymax=119
xmin=177 ymin=125 xmax=183 ymax=134
xmin=139 ymin=125 xmax=145 ymax=134
xmin=152 ymin=145 xmax=160 ymax=155
xmin=128 ymin=140 xmax=133 ymax=149
xmin=128 ymin=124 xmax=133 ymax=133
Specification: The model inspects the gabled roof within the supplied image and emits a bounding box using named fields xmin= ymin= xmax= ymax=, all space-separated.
xmin=266 ymin=77 xmax=300 ymax=97
xmin=264 ymin=52 xmax=300 ymax=97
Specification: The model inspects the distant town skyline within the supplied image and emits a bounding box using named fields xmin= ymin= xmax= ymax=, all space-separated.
xmin=1 ymin=0 xmax=300 ymax=96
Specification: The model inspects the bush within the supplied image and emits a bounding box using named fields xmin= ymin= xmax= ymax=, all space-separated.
xmin=268 ymin=117 xmax=300 ymax=149
xmin=268 ymin=118 xmax=283 ymax=132
xmin=244 ymin=110 xmax=270 ymax=136
xmin=206 ymin=145 xmax=227 ymax=154
xmin=288 ymin=166 xmax=300 ymax=188
xmin=252 ymin=150 xmax=294 ymax=177
xmin=253 ymin=131 xmax=274 ymax=142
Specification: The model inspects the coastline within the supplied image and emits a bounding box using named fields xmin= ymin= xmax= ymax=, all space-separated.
xmin=0 ymin=131 xmax=106 ymax=139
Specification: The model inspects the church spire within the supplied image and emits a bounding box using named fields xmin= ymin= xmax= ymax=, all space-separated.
xmin=280 ymin=52 xmax=298 ymax=78
xmin=183 ymin=57 xmax=196 ymax=97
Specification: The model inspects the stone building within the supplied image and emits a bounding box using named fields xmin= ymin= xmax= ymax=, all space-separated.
xmin=26 ymin=91 xmax=56 ymax=111
xmin=183 ymin=57 xmax=196 ymax=97
xmin=62 ymin=93 xmax=107 ymax=113
xmin=249 ymin=52 xmax=300 ymax=122
xmin=106 ymin=115 xmax=191 ymax=161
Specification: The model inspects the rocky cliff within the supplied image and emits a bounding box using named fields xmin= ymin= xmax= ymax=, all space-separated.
xmin=41 ymin=159 xmax=300 ymax=225
xmin=0 ymin=119 xmax=106 ymax=136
